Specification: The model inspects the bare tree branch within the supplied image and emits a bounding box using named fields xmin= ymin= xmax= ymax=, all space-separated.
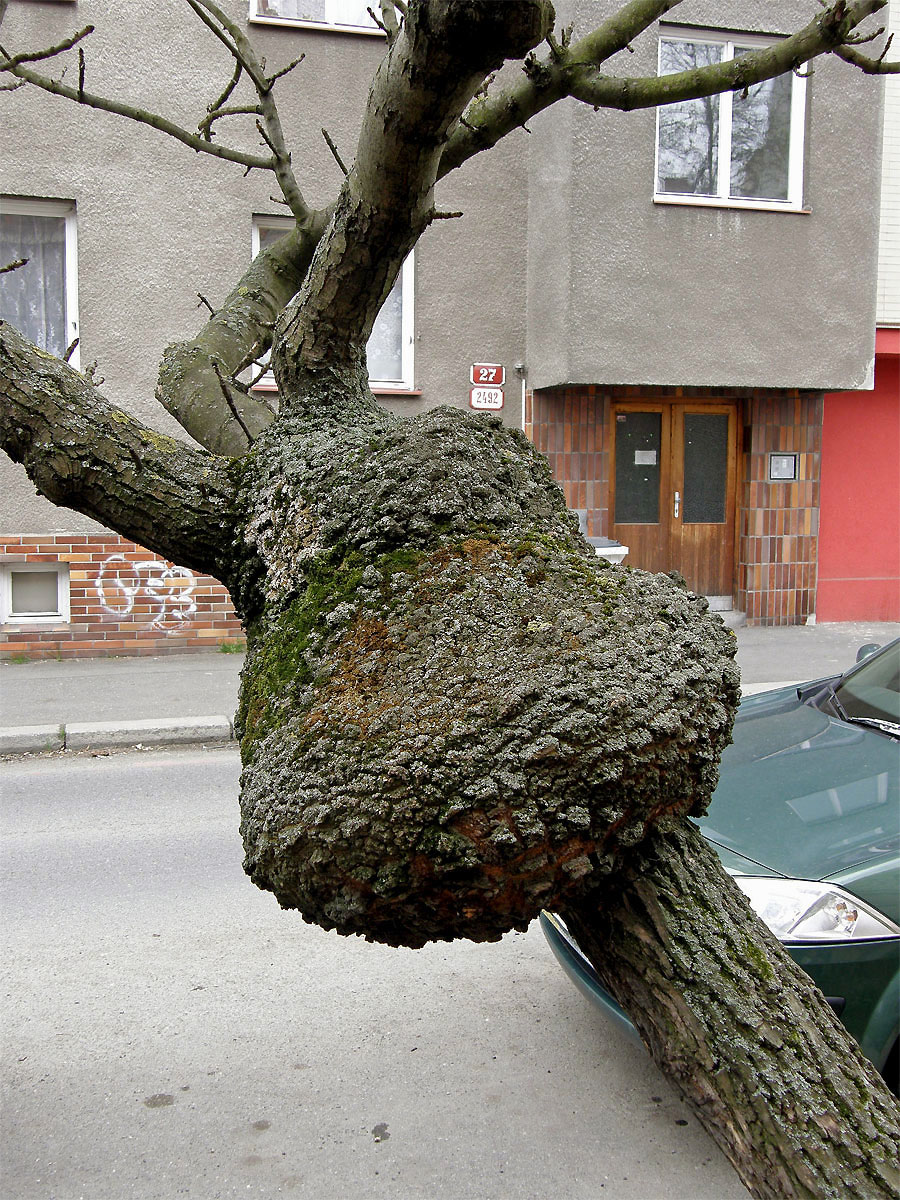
xmin=0 ymin=22 xmax=93 ymax=69
xmin=184 ymin=0 xmax=309 ymax=219
xmin=834 ymin=32 xmax=899 ymax=72
xmin=438 ymin=0 xmax=893 ymax=178
xmin=377 ymin=1 xmax=400 ymax=42
xmin=0 ymin=53 xmax=276 ymax=172
xmin=0 ymin=256 xmax=27 ymax=275
xmin=0 ymin=319 xmax=238 ymax=579
xmin=212 ymin=361 xmax=255 ymax=446
xmin=156 ymin=215 xmax=329 ymax=454
xmin=202 ymin=59 xmax=242 ymax=139
xmin=321 ymin=127 xmax=349 ymax=176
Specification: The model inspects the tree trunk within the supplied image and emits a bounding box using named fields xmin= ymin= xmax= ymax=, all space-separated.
xmin=229 ymin=366 xmax=740 ymax=947
xmin=562 ymin=824 xmax=900 ymax=1199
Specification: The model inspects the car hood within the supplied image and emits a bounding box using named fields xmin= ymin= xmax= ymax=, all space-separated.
xmin=697 ymin=684 xmax=900 ymax=886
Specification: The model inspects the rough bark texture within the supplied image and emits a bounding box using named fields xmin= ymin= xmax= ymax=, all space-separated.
xmin=156 ymin=220 xmax=328 ymax=456
xmin=0 ymin=320 xmax=239 ymax=578
xmin=3 ymin=4 xmax=899 ymax=1195
xmin=232 ymin=378 xmax=739 ymax=947
xmin=562 ymin=824 xmax=900 ymax=1200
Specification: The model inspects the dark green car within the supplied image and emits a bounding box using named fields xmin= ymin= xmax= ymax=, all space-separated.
xmin=542 ymin=639 xmax=900 ymax=1091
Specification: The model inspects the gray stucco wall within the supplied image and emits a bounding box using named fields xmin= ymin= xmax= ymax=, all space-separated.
xmin=1 ymin=1 xmax=528 ymax=534
xmin=526 ymin=0 xmax=883 ymax=393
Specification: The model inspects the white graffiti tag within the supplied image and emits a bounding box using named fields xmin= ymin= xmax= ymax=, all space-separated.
xmin=96 ymin=556 xmax=198 ymax=633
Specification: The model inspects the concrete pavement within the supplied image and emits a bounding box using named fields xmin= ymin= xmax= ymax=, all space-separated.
xmin=1 ymin=621 xmax=898 ymax=755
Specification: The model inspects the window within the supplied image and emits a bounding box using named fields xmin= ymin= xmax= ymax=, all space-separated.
xmin=0 ymin=563 xmax=70 ymax=625
xmin=655 ymin=29 xmax=807 ymax=211
xmin=0 ymin=197 xmax=79 ymax=367
xmin=251 ymin=217 xmax=415 ymax=392
xmin=249 ymin=0 xmax=381 ymax=34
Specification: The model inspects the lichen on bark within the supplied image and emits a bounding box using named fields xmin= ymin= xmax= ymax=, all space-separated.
xmin=232 ymin=389 xmax=739 ymax=948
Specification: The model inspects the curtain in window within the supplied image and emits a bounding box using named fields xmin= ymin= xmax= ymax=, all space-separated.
xmin=258 ymin=0 xmax=374 ymax=26
xmin=0 ymin=213 xmax=67 ymax=356
xmin=366 ymin=276 xmax=403 ymax=383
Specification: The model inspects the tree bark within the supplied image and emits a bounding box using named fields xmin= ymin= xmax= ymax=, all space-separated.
xmin=562 ymin=824 xmax=900 ymax=1199
xmin=231 ymin=379 xmax=740 ymax=948
xmin=273 ymin=1 xmax=554 ymax=398
xmin=0 ymin=320 xmax=240 ymax=579
xmin=156 ymin=218 xmax=328 ymax=455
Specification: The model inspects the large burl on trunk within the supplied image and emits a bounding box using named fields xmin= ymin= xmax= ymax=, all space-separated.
xmin=232 ymin=371 xmax=739 ymax=948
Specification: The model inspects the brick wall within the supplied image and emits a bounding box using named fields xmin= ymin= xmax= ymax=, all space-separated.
xmin=1 ymin=534 xmax=244 ymax=659
xmin=525 ymin=385 xmax=824 ymax=626
xmin=736 ymin=392 xmax=822 ymax=625
xmin=525 ymin=386 xmax=611 ymax=537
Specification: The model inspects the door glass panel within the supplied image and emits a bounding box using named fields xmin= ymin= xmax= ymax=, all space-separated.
xmin=615 ymin=412 xmax=662 ymax=524
xmin=683 ymin=413 xmax=728 ymax=523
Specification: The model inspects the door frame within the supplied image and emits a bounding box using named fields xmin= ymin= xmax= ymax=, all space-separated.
xmin=609 ymin=399 xmax=740 ymax=603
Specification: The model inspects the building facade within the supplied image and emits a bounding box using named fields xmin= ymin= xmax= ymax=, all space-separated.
xmin=0 ymin=0 xmax=895 ymax=657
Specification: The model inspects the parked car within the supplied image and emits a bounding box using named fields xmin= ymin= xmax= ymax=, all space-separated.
xmin=541 ymin=639 xmax=900 ymax=1092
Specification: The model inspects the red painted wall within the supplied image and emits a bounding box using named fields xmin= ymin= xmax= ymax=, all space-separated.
xmin=817 ymin=335 xmax=900 ymax=622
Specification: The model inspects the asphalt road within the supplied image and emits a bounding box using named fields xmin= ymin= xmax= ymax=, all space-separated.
xmin=1 ymin=748 xmax=747 ymax=1200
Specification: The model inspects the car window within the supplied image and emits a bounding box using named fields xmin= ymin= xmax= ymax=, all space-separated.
xmin=835 ymin=642 xmax=900 ymax=724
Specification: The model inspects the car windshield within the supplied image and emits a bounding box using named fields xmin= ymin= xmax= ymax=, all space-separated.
xmin=833 ymin=642 xmax=900 ymax=726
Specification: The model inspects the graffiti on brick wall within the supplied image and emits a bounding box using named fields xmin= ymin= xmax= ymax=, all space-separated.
xmin=96 ymin=555 xmax=198 ymax=633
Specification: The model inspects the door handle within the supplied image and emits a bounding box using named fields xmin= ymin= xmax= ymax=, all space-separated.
xmin=674 ymin=490 xmax=681 ymax=519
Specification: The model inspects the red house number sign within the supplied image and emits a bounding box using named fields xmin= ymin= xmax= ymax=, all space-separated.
xmin=469 ymin=363 xmax=505 ymax=410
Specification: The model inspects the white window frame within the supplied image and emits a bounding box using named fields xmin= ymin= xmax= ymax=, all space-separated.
xmin=248 ymin=1 xmax=383 ymax=35
xmin=251 ymin=216 xmax=415 ymax=393
xmin=0 ymin=562 xmax=71 ymax=625
xmin=0 ymin=195 xmax=80 ymax=367
xmin=654 ymin=27 xmax=808 ymax=213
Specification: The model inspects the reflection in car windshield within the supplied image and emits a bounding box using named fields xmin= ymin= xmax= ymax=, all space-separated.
xmin=835 ymin=643 xmax=900 ymax=725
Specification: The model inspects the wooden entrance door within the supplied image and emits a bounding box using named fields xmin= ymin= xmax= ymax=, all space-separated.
xmin=610 ymin=402 xmax=737 ymax=600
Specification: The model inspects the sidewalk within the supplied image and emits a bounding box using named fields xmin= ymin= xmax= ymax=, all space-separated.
xmin=1 ymin=622 xmax=898 ymax=754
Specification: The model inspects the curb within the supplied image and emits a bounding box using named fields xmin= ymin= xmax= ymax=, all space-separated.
xmin=0 ymin=715 xmax=234 ymax=756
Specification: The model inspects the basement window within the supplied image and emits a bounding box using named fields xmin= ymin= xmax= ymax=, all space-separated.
xmin=0 ymin=563 xmax=70 ymax=624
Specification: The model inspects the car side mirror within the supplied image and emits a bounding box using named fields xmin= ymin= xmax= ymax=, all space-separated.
xmin=856 ymin=643 xmax=881 ymax=663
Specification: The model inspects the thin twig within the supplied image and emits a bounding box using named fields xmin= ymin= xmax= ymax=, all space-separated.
xmin=197 ymin=293 xmax=217 ymax=316
xmin=0 ymin=256 xmax=28 ymax=275
xmin=0 ymin=23 xmax=94 ymax=70
xmin=321 ymin=127 xmax=349 ymax=176
xmin=266 ymin=52 xmax=305 ymax=88
xmin=63 ymin=337 xmax=80 ymax=363
xmin=213 ymin=362 xmax=255 ymax=445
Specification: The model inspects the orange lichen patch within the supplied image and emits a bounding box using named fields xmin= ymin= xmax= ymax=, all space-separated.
xmin=303 ymin=614 xmax=400 ymax=738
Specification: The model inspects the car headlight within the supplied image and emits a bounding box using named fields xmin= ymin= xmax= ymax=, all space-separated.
xmin=733 ymin=877 xmax=900 ymax=942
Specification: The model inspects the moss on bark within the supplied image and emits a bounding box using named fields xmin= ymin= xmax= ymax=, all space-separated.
xmin=233 ymin=394 xmax=739 ymax=947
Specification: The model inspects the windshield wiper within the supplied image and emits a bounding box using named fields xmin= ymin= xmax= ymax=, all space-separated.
xmin=843 ymin=716 xmax=900 ymax=739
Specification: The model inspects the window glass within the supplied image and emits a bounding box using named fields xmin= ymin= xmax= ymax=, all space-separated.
xmin=254 ymin=220 xmax=411 ymax=388
xmin=655 ymin=32 xmax=804 ymax=209
xmin=365 ymin=274 xmax=403 ymax=382
xmin=730 ymin=53 xmax=793 ymax=201
xmin=615 ymin=412 xmax=662 ymax=524
xmin=0 ymin=211 xmax=68 ymax=356
xmin=683 ymin=413 xmax=728 ymax=524
xmin=657 ymin=40 xmax=722 ymax=196
xmin=254 ymin=0 xmax=378 ymax=30
xmin=10 ymin=570 xmax=60 ymax=616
